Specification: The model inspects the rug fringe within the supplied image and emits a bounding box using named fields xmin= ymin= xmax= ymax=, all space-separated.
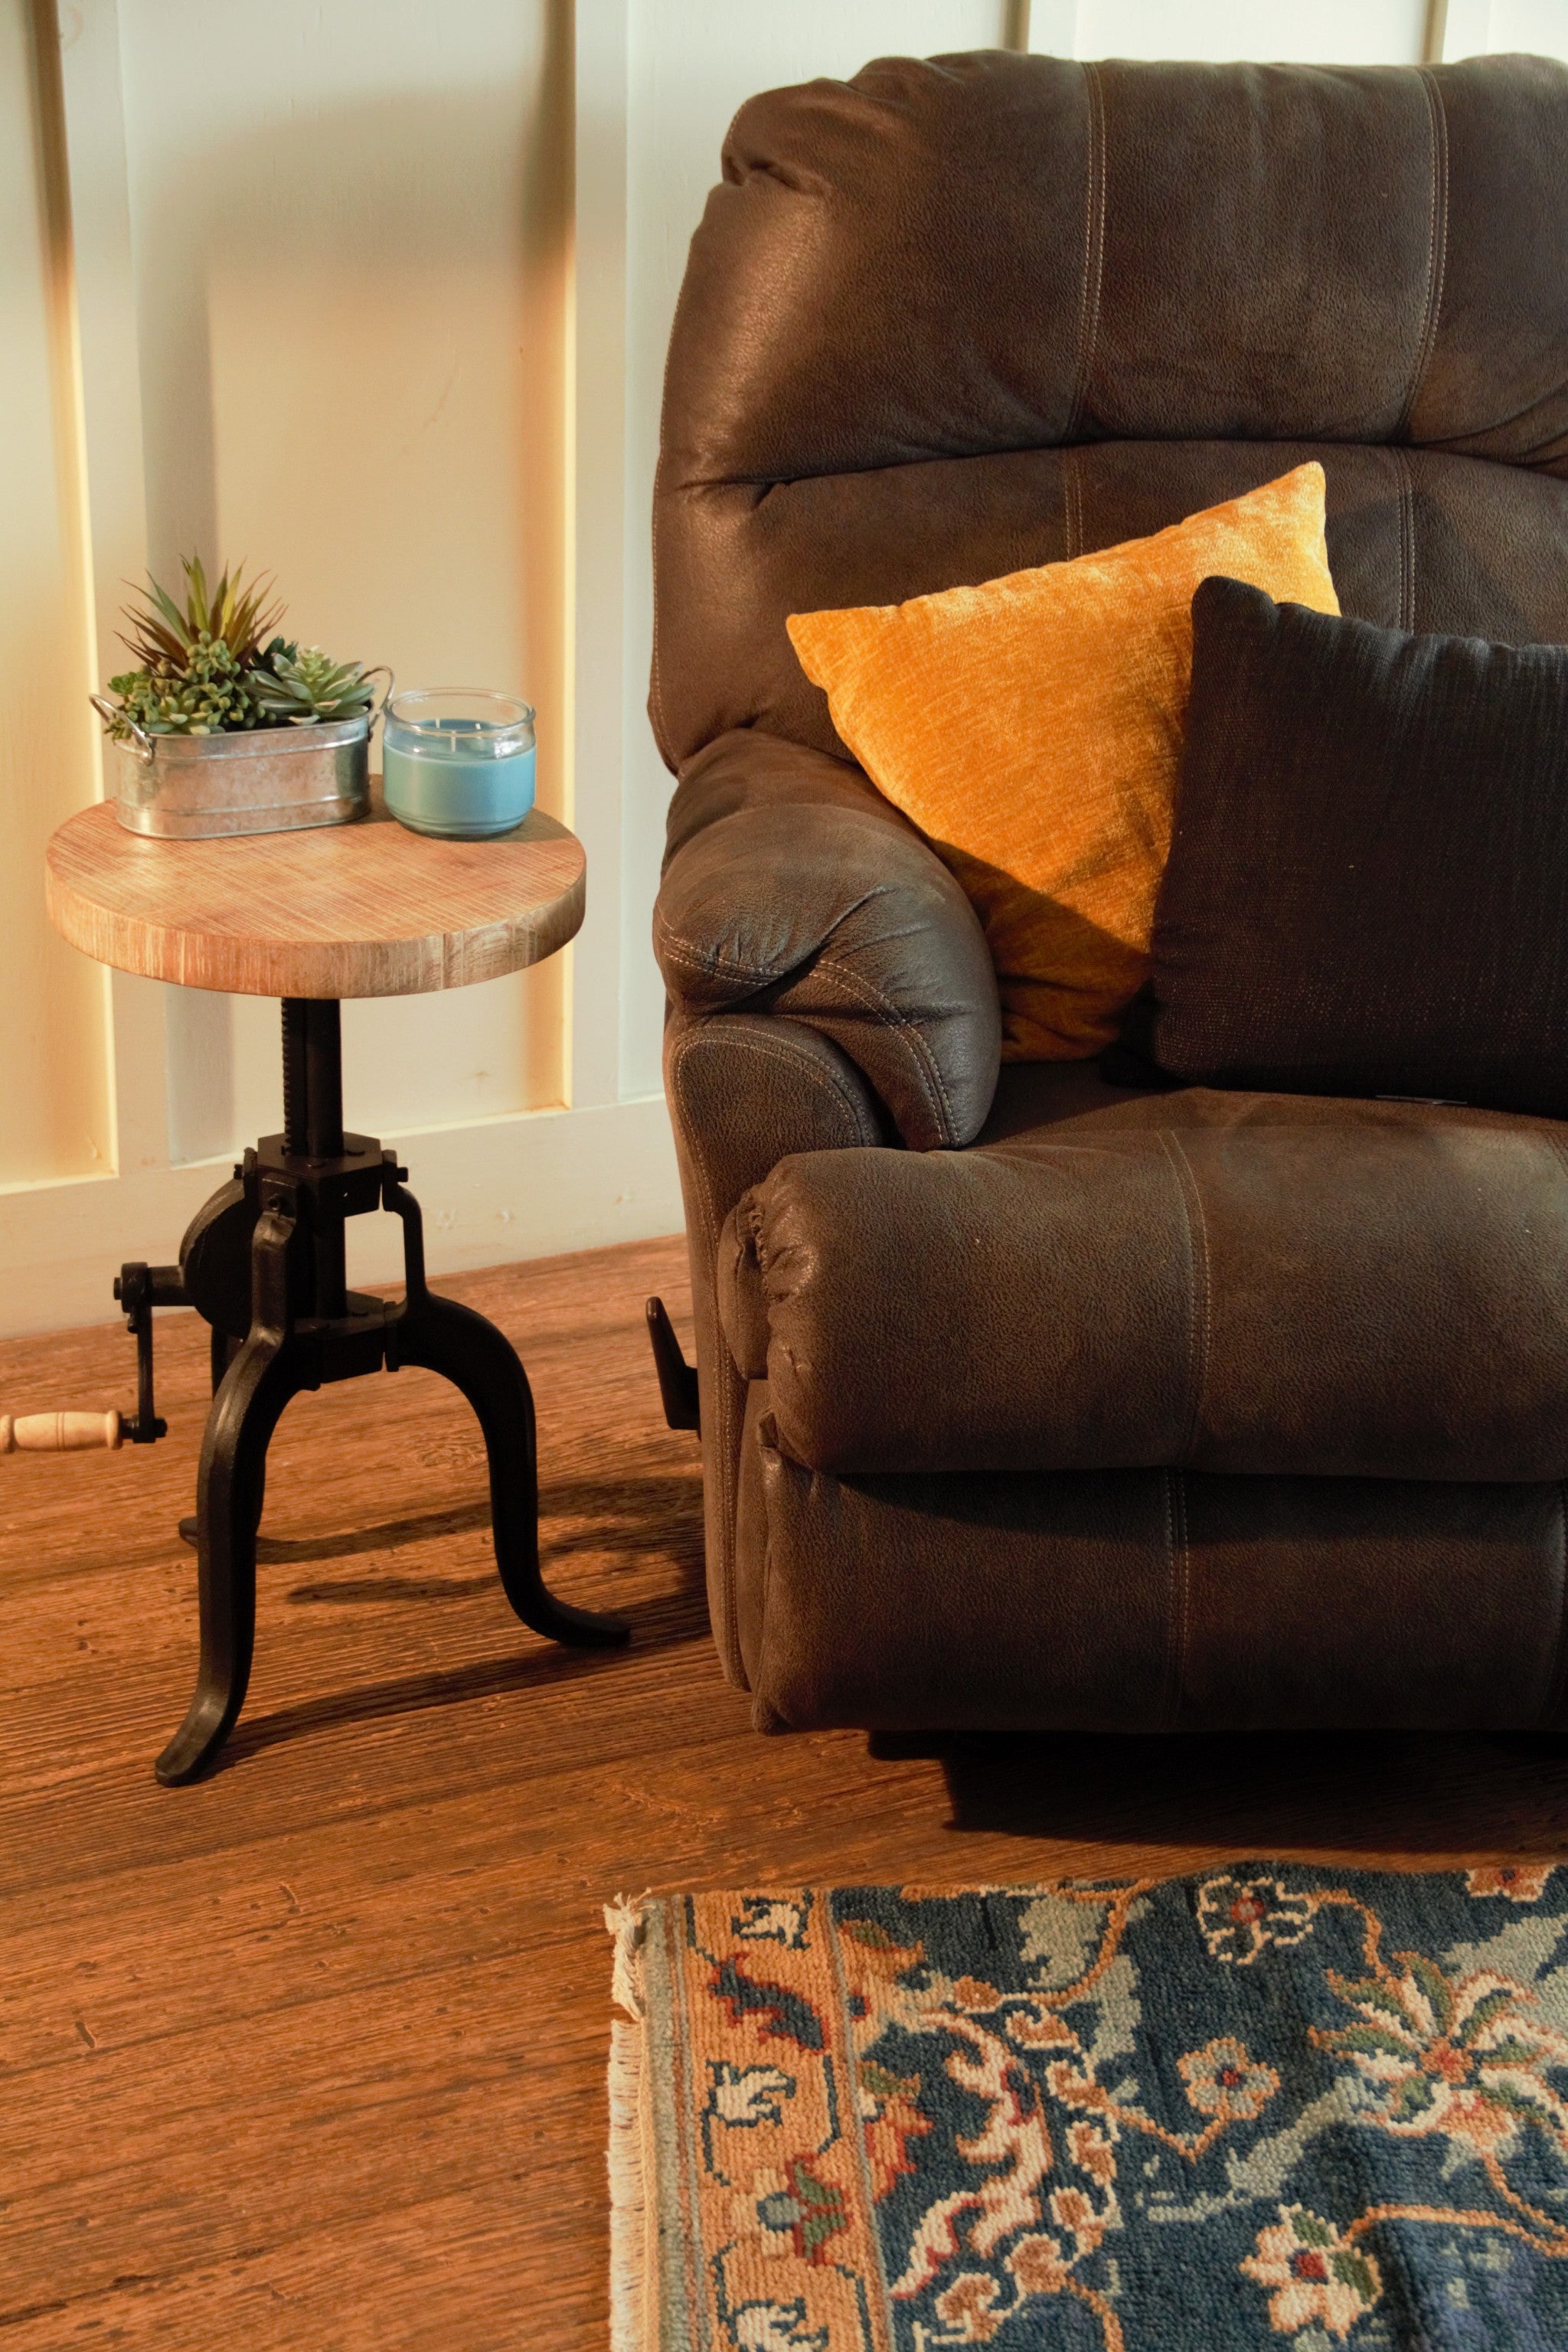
xmin=606 ymin=1897 xmax=651 ymax=2352
xmin=606 ymin=1893 xmax=648 ymax=2021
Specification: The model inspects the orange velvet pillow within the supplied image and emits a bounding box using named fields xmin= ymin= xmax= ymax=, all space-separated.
xmin=786 ymin=464 xmax=1340 ymax=1061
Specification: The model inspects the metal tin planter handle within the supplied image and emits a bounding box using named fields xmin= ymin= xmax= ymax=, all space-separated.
xmin=364 ymin=667 xmax=395 ymax=728
xmin=90 ymin=693 xmax=153 ymax=763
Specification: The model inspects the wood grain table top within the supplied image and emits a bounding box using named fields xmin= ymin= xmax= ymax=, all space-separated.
xmin=44 ymin=793 xmax=586 ymax=998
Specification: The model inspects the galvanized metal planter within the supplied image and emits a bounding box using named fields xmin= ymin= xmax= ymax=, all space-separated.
xmin=93 ymin=707 xmax=373 ymax=840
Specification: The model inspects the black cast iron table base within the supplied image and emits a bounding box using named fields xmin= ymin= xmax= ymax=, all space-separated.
xmin=141 ymin=998 xmax=628 ymax=1786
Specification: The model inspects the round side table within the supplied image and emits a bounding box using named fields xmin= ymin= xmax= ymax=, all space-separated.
xmin=45 ymin=795 xmax=628 ymax=1785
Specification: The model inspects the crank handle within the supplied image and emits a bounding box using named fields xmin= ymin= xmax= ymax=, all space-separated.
xmin=114 ymin=1260 xmax=186 ymax=1443
xmin=2 ymin=1410 xmax=122 ymax=1453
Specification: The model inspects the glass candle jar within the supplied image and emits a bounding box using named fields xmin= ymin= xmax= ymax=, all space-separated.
xmin=381 ymin=689 xmax=536 ymax=840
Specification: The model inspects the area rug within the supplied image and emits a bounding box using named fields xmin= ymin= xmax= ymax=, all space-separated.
xmin=606 ymin=1865 xmax=1568 ymax=2350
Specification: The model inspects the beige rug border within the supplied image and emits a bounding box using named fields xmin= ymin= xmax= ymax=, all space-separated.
xmin=606 ymin=1896 xmax=652 ymax=2352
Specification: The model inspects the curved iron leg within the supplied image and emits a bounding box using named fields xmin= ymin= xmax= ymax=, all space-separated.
xmin=180 ymin=1331 xmax=246 ymax=1549
xmin=156 ymin=1209 xmax=301 ymax=1784
xmin=390 ymin=1187 xmax=627 ymax=1647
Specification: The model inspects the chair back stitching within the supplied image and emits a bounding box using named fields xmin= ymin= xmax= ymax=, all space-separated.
xmin=1395 ymin=67 xmax=1451 ymax=443
xmin=1064 ymin=60 xmax=1107 ymax=445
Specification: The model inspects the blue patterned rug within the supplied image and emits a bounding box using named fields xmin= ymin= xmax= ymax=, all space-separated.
xmin=609 ymin=1864 xmax=1568 ymax=2349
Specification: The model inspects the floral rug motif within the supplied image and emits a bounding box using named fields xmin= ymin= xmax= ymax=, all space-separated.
xmin=606 ymin=1865 xmax=1568 ymax=2350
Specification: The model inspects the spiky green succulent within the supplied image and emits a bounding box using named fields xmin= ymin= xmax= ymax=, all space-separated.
xmin=96 ymin=554 xmax=378 ymax=741
xmin=247 ymin=642 xmax=375 ymax=725
xmin=106 ymin=638 xmax=266 ymax=738
xmin=119 ymin=554 xmax=283 ymax=675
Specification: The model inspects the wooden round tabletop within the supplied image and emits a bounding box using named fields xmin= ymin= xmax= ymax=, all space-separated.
xmin=44 ymin=792 xmax=586 ymax=999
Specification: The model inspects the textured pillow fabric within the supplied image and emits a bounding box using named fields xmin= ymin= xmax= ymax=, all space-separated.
xmin=786 ymin=463 xmax=1338 ymax=1061
xmin=1150 ymin=577 xmax=1568 ymax=1118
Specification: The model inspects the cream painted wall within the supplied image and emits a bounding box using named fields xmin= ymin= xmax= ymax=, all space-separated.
xmin=0 ymin=0 xmax=110 ymax=1189
xmin=0 ymin=0 xmax=1557 ymax=1338
xmin=1038 ymin=1 xmax=1430 ymax=57
xmin=1440 ymin=0 xmax=1568 ymax=57
xmin=113 ymin=0 xmax=572 ymax=1155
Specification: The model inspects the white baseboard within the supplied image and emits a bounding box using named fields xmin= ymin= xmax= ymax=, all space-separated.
xmin=0 ymin=1094 xmax=682 ymax=1340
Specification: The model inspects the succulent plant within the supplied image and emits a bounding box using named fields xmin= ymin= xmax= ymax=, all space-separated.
xmin=98 ymin=554 xmax=381 ymax=738
xmin=118 ymin=554 xmax=283 ymax=674
xmin=105 ymin=638 xmax=265 ymax=738
xmin=247 ymin=644 xmax=376 ymax=725
xmin=96 ymin=554 xmax=378 ymax=742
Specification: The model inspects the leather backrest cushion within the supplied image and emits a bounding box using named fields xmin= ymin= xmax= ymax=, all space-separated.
xmin=655 ymin=440 xmax=1568 ymax=768
xmin=665 ymin=52 xmax=1568 ymax=485
xmin=653 ymin=51 xmax=1568 ymax=769
xmin=1150 ymin=577 xmax=1568 ymax=1120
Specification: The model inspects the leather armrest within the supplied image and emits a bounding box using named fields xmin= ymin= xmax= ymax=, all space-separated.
xmin=654 ymin=729 xmax=1001 ymax=1149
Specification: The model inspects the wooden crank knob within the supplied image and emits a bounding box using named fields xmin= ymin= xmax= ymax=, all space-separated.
xmin=0 ymin=1410 xmax=122 ymax=1454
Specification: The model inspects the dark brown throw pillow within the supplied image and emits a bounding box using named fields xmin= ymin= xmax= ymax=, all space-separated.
xmin=1148 ymin=577 xmax=1568 ymax=1117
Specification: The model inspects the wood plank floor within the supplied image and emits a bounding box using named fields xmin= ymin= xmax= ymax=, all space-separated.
xmin=5 ymin=1231 xmax=1568 ymax=2347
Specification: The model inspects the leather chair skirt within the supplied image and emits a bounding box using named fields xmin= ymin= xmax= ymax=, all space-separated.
xmin=733 ymin=1381 xmax=1568 ymax=1736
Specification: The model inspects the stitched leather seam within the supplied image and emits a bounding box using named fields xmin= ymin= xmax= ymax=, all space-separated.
xmin=1395 ymin=69 xmax=1450 ymax=444
xmin=757 ymin=1427 xmax=778 ymax=1716
xmin=666 ymin=1023 xmax=877 ymax=1675
xmin=654 ymin=917 xmax=954 ymax=1145
xmin=654 ymin=919 xmax=801 ymax=988
xmin=682 ymin=1023 xmax=882 ymax=1143
xmin=653 ymin=884 xmax=886 ymax=986
xmin=1394 ymin=446 xmax=1416 ymax=632
xmin=811 ymin=954 xmax=956 ymax=1145
xmin=1160 ymin=1132 xmax=1213 ymax=1466
xmin=1065 ymin=62 xmax=1106 ymax=445
xmin=1160 ymin=1468 xmax=1191 ymax=1732
xmin=1159 ymin=1468 xmax=1176 ymax=1726
xmin=650 ymin=74 xmax=717 ymax=782
xmin=1173 ymin=1472 xmax=1191 ymax=1732
xmin=1542 ymin=1482 xmax=1568 ymax=1730
xmin=1540 ymin=1155 xmax=1568 ymax=1728
xmin=649 ymin=452 xmax=676 ymax=769
xmin=676 ymin=441 xmax=1540 ymax=498
xmin=667 ymin=1027 xmax=741 ymax=1673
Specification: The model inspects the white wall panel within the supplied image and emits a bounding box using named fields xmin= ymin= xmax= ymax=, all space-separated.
xmin=115 ymin=0 xmax=572 ymax=1152
xmin=1066 ymin=2 xmax=1429 ymax=60
xmin=1447 ymin=0 xmax=1568 ymax=57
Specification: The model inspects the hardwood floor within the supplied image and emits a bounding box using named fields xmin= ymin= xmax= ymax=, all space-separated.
xmin=5 ymin=1231 xmax=1568 ymax=2348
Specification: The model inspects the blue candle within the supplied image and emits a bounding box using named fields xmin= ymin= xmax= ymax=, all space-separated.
xmin=382 ymin=690 xmax=536 ymax=839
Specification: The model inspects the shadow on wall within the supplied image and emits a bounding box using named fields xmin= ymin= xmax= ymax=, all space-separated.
xmin=130 ymin=7 xmax=572 ymax=604
xmin=121 ymin=0 xmax=577 ymax=1154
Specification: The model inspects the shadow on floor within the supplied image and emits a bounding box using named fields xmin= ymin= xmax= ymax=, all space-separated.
xmin=254 ymin=1472 xmax=706 ymax=1606
xmin=219 ymin=1586 xmax=713 ymax=1773
xmin=864 ymin=1727 xmax=1568 ymax=1858
xmin=201 ymin=1470 xmax=710 ymax=1772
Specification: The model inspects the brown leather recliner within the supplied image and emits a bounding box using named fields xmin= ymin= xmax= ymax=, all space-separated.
xmin=650 ymin=49 xmax=1568 ymax=1738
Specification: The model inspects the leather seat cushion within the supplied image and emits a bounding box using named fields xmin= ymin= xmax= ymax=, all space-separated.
xmin=717 ymin=1076 xmax=1568 ymax=1481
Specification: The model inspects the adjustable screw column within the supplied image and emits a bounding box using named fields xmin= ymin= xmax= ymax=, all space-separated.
xmin=279 ymin=997 xmax=348 ymax=1319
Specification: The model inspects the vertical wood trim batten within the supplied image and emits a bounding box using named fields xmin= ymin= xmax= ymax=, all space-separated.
xmin=0 ymin=0 xmax=115 ymax=1187
xmin=569 ymin=0 xmax=631 ymax=1110
xmin=55 ymin=0 xmax=170 ymax=1176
